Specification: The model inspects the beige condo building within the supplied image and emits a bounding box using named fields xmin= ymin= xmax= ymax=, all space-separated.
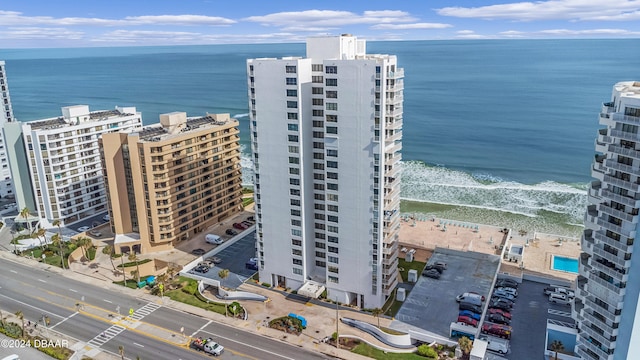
xmin=101 ymin=112 xmax=243 ymax=254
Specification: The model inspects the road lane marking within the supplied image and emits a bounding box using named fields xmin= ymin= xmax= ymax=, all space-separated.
xmin=10 ymin=270 xmax=17 ymax=274
xmin=104 ymin=299 xmax=112 ymax=303
xmin=0 ymin=293 xmax=65 ymax=318
xmin=134 ymin=342 xmax=144 ymax=348
xmin=38 ymin=279 xmax=46 ymax=283
xmin=200 ymin=329 xmax=297 ymax=360
xmin=50 ymin=312 xmax=78 ymax=329
xmin=69 ymin=289 xmax=78 ymax=292
xmin=190 ymin=320 xmax=212 ymax=337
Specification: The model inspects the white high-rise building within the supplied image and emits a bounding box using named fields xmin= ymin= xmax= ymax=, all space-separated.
xmin=247 ymin=35 xmax=403 ymax=308
xmin=4 ymin=105 xmax=143 ymax=228
xmin=0 ymin=60 xmax=16 ymax=198
xmin=574 ymin=81 xmax=640 ymax=360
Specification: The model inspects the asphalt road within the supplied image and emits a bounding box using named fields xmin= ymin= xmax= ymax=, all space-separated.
xmin=0 ymin=256 xmax=331 ymax=360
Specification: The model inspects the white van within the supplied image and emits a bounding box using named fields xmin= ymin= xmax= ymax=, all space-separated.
xmin=456 ymin=292 xmax=483 ymax=306
xmin=480 ymin=335 xmax=510 ymax=354
xmin=205 ymin=234 xmax=223 ymax=245
xmin=549 ymin=292 xmax=572 ymax=305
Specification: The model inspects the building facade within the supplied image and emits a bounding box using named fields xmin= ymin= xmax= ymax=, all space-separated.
xmin=247 ymin=35 xmax=402 ymax=308
xmin=101 ymin=112 xmax=243 ymax=254
xmin=4 ymin=105 xmax=143 ymax=228
xmin=575 ymin=81 xmax=640 ymax=360
xmin=0 ymin=61 xmax=15 ymax=198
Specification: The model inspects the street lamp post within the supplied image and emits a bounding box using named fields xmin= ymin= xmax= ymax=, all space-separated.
xmin=10 ymin=230 xmax=16 ymax=255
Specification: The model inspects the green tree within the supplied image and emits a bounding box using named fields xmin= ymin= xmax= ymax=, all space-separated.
xmin=218 ymin=268 xmax=229 ymax=289
xmin=76 ymin=237 xmax=92 ymax=261
xmin=371 ymin=308 xmax=383 ymax=328
xmin=14 ymin=310 xmax=24 ymax=338
xmin=128 ymin=252 xmax=141 ymax=283
xmin=52 ymin=219 xmax=65 ymax=269
xmin=19 ymin=207 xmax=32 ymax=235
xmin=550 ymin=340 xmax=565 ymax=360
xmin=130 ymin=270 xmax=139 ymax=285
xmin=102 ymin=245 xmax=117 ymax=272
xmin=458 ymin=336 xmax=473 ymax=360
xmin=417 ymin=344 xmax=438 ymax=358
xmin=32 ymin=227 xmax=46 ymax=249
xmin=51 ymin=233 xmax=65 ymax=269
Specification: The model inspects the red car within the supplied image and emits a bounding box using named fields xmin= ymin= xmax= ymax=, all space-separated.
xmin=488 ymin=308 xmax=512 ymax=320
xmin=457 ymin=315 xmax=478 ymax=327
xmin=481 ymin=323 xmax=512 ymax=340
xmin=233 ymin=222 xmax=247 ymax=230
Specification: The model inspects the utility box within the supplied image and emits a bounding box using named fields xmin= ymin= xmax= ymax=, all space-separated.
xmin=397 ymin=288 xmax=406 ymax=301
xmin=405 ymin=251 xmax=414 ymax=262
xmin=408 ymin=269 xmax=418 ymax=283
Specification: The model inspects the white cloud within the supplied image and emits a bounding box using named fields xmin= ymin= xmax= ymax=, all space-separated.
xmin=437 ymin=0 xmax=640 ymax=22
xmin=456 ymin=30 xmax=476 ymax=35
xmin=371 ymin=23 xmax=452 ymax=30
xmin=92 ymin=29 xmax=301 ymax=45
xmin=538 ymin=28 xmax=640 ymax=35
xmin=0 ymin=26 xmax=84 ymax=40
xmin=0 ymin=10 xmax=236 ymax=27
xmin=499 ymin=30 xmax=526 ymax=37
xmin=244 ymin=9 xmax=416 ymax=27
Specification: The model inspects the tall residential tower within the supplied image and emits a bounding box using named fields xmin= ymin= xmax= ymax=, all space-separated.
xmin=247 ymin=35 xmax=402 ymax=308
xmin=575 ymin=81 xmax=640 ymax=360
xmin=101 ymin=112 xmax=243 ymax=254
xmin=0 ymin=61 xmax=16 ymax=197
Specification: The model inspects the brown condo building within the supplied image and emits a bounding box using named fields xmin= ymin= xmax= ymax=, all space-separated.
xmin=101 ymin=112 xmax=243 ymax=254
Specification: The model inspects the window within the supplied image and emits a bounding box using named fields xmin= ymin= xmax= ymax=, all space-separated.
xmin=326 ymin=78 xmax=337 ymax=86
xmin=313 ymin=163 xmax=324 ymax=170
xmin=289 ymin=167 xmax=299 ymax=175
xmin=328 ymin=215 xmax=339 ymax=223
xmin=327 ymin=172 xmax=338 ymax=179
xmin=312 ymin=76 xmax=323 ymax=83
xmin=314 ymin=183 xmax=325 ymax=191
xmin=289 ymin=178 xmax=300 ymax=186
xmin=316 ymin=260 xmax=326 ymax=267
xmin=288 ymin=124 xmax=298 ymax=132
xmin=313 ymin=152 xmax=324 ymax=159
xmin=312 ymin=109 xmax=324 ymax=117
xmin=327 ymin=183 xmax=338 ymax=191
xmin=293 ymin=258 xmax=303 ymax=265
xmin=313 ymin=132 xmax=324 ymax=139
xmin=288 ymin=157 xmax=299 ymax=164
xmin=288 ymin=135 xmax=299 ymax=142
xmin=315 ymin=232 xmax=325 ymax=239
xmin=327 ymin=194 xmax=339 ymax=202
xmin=328 ymin=225 xmax=338 ymax=233
xmin=292 ymin=239 xmax=302 ymax=246
xmin=286 ymin=65 xmax=297 ymax=73
xmin=312 ymin=98 xmax=324 ymax=106
xmin=326 ymin=126 xmax=338 ymax=134
xmin=286 ymin=89 xmax=298 ymax=96
xmin=328 ymin=236 xmax=338 ymax=243
xmin=287 ymin=112 xmax=298 ymax=120
xmin=314 ymin=193 xmax=325 ymax=200
xmin=291 ymin=219 xmax=301 ymax=226
xmin=293 ymin=268 xmax=303 ymax=275
xmin=326 ymin=114 xmax=337 ymax=122
xmin=312 ymin=87 xmax=324 ymax=94
xmin=286 ymin=78 xmax=297 ymax=85
xmin=326 ymin=103 xmax=337 ymax=111
xmin=287 ymin=101 xmax=298 ymax=109
xmin=315 ymin=241 xmax=326 ymax=249
xmin=292 ymin=229 xmax=302 ymax=236
xmin=328 ymin=256 xmax=339 ymax=264
xmin=290 ymin=189 xmax=300 ymax=196
xmin=327 ymin=149 xmax=338 ymax=157
xmin=313 ymin=120 xmax=324 ymax=128
xmin=315 ymin=203 xmax=325 ymax=210
xmin=291 ymin=209 xmax=301 ymax=216
xmin=312 ymin=64 xmax=323 ymax=72
xmin=315 ymin=251 xmax=326 ymax=258
xmin=328 ymin=266 xmax=339 ymax=273
xmin=326 ymin=90 xmax=337 ymax=98
xmin=328 ymin=204 xmax=338 ymax=212
xmin=328 ymin=276 xmax=339 ymax=283
xmin=325 ymin=66 xmax=337 ymax=74
xmin=314 ymin=173 xmax=325 ymax=180
xmin=315 ymin=223 xmax=325 ymax=230
xmin=290 ymin=199 xmax=301 ymax=206
xmin=328 ymin=246 xmax=339 ymax=253
xmin=327 ymin=161 xmax=338 ymax=168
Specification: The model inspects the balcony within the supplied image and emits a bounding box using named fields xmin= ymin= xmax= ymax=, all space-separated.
xmin=582 ymin=296 xmax=621 ymax=324
xmin=575 ymin=345 xmax=601 ymax=360
xmin=605 ymin=159 xmax=640 ymax=177
xmin=609 ymin=143 xmax=640 ymax=161
xmin=595 ymin=219 xmax=636 ymax=240
xmin=612 ymin=113 xmax=640 ymax=126
xmin=385 ymin=118 xmax=403 ymax=130
xmin=591 ymin=258 xmax=627 ymax=283
xmin=600 ymin=188 xmax=640 ymax=208
xmin=387 ymin=69 xmax=404 ymax=78
xmin=603 ymin=174 xmax=640 ymax=192
xmin=591 ymin=246 xmax=628 ymax=269
xmin=588 ymin=272 xmax=625 ymax=296
xmin=578 ymin=333 xmax=613 ymax=360
xmin=597 ymin=203 xmax=637 ymax=224
xmin=609 ymin=129 xmax=640 ymax=142
xmin=581 ymin=310 xmax=618 ymax=339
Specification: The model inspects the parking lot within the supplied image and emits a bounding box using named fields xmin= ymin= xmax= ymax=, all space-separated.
xmin=390 ymin=248 xmax=501 ymax=340
xmin=505 ymin=279 xmax=574 ymax=359
xmin=186 ymin=229 xmax=257 ymax=289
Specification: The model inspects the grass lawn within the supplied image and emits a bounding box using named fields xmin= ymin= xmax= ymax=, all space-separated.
xmin=352 ymin=343 xmax=427 ymax=360
xmin=242 ymin=197 xmax=254 ymax=207
xmin=383 ymin=289 xmax=409 ymax=317
xmin=113 ymin=275 xmax=155 ymax=289
xmin=163 ymin=277 xmax=227 ymax=315
xmin=398 ymin=258 xmax=426 ymax=282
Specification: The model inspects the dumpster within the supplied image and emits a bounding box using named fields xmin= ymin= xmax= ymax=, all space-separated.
xmin=137 ymin=280 xmax=147 ymax=288
xmin=146 ymin=276 xmax=156 ymax=286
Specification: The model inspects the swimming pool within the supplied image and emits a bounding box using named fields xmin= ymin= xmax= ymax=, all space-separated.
xmin=552 ymin=256 xmax=579 ymax=274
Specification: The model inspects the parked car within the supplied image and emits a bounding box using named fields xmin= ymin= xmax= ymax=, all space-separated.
xmin=492 ymin=290 xmax=516 ymax=301
xmin=205 ymin=256 xmax=223 ymax=265
xmin=225 ymin=229 xmax=238 ymax=236
xmin=456 ymin=292 xmax=484 ymax=306
xmin=425 ymin=261 xmax=447 ymax=273
xmin=487 ymin=314 xmax=511 ymax=325
xmin=102 ymin=214 xmax=110 ymax=222
xmin=549 ymin=293 xmax=572 ymax=306
xmin=194 ymin=265 xmax=210 ymax=273
xmin=241 ymin=221 xmax=253 ymax=227
xmin=478 ymin=335 xmax=510 ymax=355
xmin=491 ymin=296 xmax=514 ymax=306
xmin=459 ymin=302 xmax=483 ymax=314
xmin=245 ymin=260 xmax=259 ymax=271
xmin=191 ymin=249 xmax=205 ymax=256
xmin=544 ymin=286 xmax=575 ymax=299
xmin=89 ymin=230 xmax=102 ymax=237
xmin=481 ymin=323 xmax=512 ymax=340
xmin=422 ymin=269 xmax=441 ymax=279
xmin=457 ymin=315 xmax=478 ymax=327
xmin=489 ymin=300 xmax=512 ymax=311
xmin=495 ymin=287 xmax=518 ymax=297
xmin=3 ymin=203 xmax=17 ymax=210
xmin=467 ymin=291 xmax=486 ymax=301
xmin=77 ymin=226 xmax=90 ymax=232
xmin=496 ymin=279 xmax=518 ymax=289
xmin=488 ymin=308 xmax=512 ymax=320
xmin=233 ymin=222 xmax=247 ymax=230
xmin=205 ymin=234 xmax=223 ymax=245
xmin=459 ymin=310 xmax=481 ymax=321
xmin=247 ymin=216 xmax=255 ymax=222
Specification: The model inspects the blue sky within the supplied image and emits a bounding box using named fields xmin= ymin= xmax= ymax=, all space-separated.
xmin=1 ymin=0 xmax=640 ymax=48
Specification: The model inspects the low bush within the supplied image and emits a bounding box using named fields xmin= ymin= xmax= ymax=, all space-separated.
xmin=261 ymin=282 xmax=271 ymax=288
xmin=417 ymin=344 xmax=438 ymax=358
xmin=117 ymin=258 xmax=152 ymax=268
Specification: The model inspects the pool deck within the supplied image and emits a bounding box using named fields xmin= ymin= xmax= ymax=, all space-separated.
xmin=398 ymin=215 xmax=580 ymax=284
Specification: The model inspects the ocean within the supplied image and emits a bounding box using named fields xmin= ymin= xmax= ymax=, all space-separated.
xmin=3 ymin=39 xmax=640 ymax=237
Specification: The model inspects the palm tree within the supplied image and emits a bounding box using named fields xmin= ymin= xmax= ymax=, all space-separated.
xmin=33 ymin=227 xmax=46 ymax=249
xmin=157 ymin=273 xmax=168 ymax=297
xmin=371 ymin=308 xmax=383 ymax=328
xmin=130 ymin=270 xmax=139 ymax=285
xmin=458 ymin=336 xmax=473 ymax=360
xmin=218 ymin=268 xmax=229 ymax=289
xmin=51 ymin=234 xmax=65 ymax=269
xmin=53 ymin=219 xmax=65 ymax=269
xmin=120 ymin=252 xmax=127 ymax=287
xmin=76 ymin=237 xmax=92 ymax=261
xmin=14 ymin=310 xmax=24 ymax=338
xmin=102 ymin=245 xmax=117 ymax=272
xmin=128 ymin=252 xmax=141 ymax=283
xmin=550 ymin=340 xmax=565 ymax=360
xmin=19 ymin=207 xmax=32 ymax=234
xmin=118 ymin=345 xmax=125 ymax=360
